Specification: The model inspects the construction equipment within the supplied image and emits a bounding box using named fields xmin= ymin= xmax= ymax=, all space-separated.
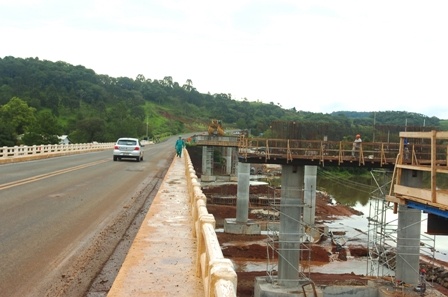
xmin=208 ymin=119 xmax=224 ymax=136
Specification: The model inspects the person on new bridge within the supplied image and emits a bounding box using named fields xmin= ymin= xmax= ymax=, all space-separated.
xmin=352 ymin=134 xmax=362 ymax=157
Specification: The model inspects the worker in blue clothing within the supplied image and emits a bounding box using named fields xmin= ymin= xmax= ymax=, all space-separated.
xmin=175 ymin=136 xmax=184 ymax=157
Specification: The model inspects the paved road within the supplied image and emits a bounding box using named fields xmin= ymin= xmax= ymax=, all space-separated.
xmin=0 ymin=138 xmax=177 ymax=297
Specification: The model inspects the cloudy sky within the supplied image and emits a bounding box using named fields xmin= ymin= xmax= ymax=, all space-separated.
xmin=1 ymin=0 xmax=447 ymax=119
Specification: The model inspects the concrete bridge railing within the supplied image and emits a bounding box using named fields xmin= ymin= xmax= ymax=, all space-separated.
xmin=184 ymin=149 xmax=238 ymax=297
xmin=0 ymin=143 xmax=115 ymax=163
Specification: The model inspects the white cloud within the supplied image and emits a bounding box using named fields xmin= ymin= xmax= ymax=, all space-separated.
xmin=1 ymin=0 xmax=447 ymax=118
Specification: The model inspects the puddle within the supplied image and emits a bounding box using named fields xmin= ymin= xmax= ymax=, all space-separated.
xmin=231 ymin=259 xmax=270 ymax=272
xmin=309 ymin=258 xmax=394 ymax=276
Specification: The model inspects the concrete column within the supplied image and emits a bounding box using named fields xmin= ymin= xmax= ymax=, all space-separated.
xmin=224 ymin=147 xmax=233 ymax=175
xmin=236 ymin=162 xmax=250 ymax=223
xmin=395 ymin=169 xmax=422 ymax=285
xmin=303 ymin=166 xmax=317 ymax=226
xmin=230 ymin=148 xmax=239 ymax=180
xmin=201 ymin=146 xmax=215 ymax=182
xmin=224 ymin=162 xmax=260 ymax=235
xmin=201 ymin=146 xmax=210 ymax=175
xmin=278 ymin=165 xmax=304 ymax=287
xmin=396 ymin=205 xmax=421 ymax=284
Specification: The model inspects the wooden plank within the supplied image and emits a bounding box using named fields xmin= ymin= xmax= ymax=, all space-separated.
xmin=394 ymin=185 xmax=432 ymax=201
xmin=386 ymin=195 xmax=405 ymax=205
xmin=396 ymin=164 xmax=432 ymax=171
xmin=394 ymin=185 xmax=448 ymax=207
xmin=431 ymin=130 xmax=437 ymax=203
xmin=435 ymin=131 xmax=448 ymax=138
xmin=437 ymin=167 xmax=448 ymax=174
xmin=400 ymin=131 xmax=432 ymax=138
xmin=400 ymin=131 xmax=448 ymax=139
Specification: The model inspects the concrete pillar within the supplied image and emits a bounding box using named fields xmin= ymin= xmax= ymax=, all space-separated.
xmin=395 ymin=170 xmax=422 ymax=285
xmin=236 ymin=162 xmax=250 ymax=223
xmin=201 ymin=146 xmax=210 ymax=175
xmin=224 ymin=162 xmax=260 ymax=235
xmin=278 ymin=165 xmax=304 ymax=287
xmin=224 ymin=147 xmax=233 ymax=175
xmin=303 ymin=166 xmax=317 ymax=226
xmin=230 ymin=148 xmax=239 ymax=181
xmin=201 ymin=146 xmax=215 ymax=182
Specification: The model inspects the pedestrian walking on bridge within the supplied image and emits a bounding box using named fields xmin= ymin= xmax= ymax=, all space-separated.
xmin=175 ymin=136 xmax=184 ymax=157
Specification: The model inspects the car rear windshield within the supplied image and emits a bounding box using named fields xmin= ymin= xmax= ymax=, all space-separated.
xmin=117 ymin=140 xmax=137 ymax=146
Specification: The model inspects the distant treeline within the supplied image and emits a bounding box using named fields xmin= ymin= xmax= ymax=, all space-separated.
xmin=0 ymin=56 xmax=442 ymax=146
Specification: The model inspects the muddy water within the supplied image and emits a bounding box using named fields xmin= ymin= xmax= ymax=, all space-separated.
xmin=317 ymin=173 xmax=448 ymax=263
xmin=223 ymin=171 xmax=448 ymax=278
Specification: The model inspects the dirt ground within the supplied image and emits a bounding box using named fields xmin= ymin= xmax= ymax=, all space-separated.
xmin=204 ymin=185 xmax=448 ymax=297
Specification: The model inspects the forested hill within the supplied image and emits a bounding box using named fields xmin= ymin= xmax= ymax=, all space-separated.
xmin=0 ymin=56 xmax=443 ymax=146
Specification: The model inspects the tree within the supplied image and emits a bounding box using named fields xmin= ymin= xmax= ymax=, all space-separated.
xmin=0 ymin=121 xmax=15 ymax=146
xmin=0 ymin=56 xmax=445 ymax=147
xmin=74 ymin=117 xmax=106 ymax=143
xmin=183 ymin=79 xmax=194 ymax=92
xmin=0 ymin=97 xmax=36 ymax=136
xmin=162 ymin=76 xmax=173 ymax=88
xmin=22 ymin=110 xmax=62 ymax=145
xmin=136 ymin=74 xmax=145 ymax=83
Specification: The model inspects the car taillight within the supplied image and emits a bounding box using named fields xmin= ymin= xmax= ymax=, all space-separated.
xmin=135 ymin=147 xmax=140 ymax=151
xmin=114 ymin=145 xmax=119 ymax=149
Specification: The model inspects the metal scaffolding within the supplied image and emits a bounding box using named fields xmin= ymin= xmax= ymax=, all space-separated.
xmin=366 ymin=169 xmax=436 ymax=279
xmin=264 ymin=186 xmax=317 ymax=292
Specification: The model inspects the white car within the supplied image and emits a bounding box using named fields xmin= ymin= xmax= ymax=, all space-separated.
xmin=113 ymin=137 xmax=144 ymax=162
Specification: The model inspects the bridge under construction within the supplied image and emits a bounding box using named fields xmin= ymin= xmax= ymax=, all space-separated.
xmin=192 ymin=129 xmax=448 ymax=296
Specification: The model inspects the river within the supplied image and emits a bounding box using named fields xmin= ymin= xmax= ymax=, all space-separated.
xmin=317 ymin=168 xmax=448 ymax=263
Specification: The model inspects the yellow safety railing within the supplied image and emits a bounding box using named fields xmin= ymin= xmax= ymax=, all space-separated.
xmin=236 ymin=136 xmax=447 ymax=168
xmin=387 ymin=131 xmax=448 ymax=211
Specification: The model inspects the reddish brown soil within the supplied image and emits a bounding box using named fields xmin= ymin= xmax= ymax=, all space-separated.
xmin=206 ymin=188 xmax=370 ymax=297
xmin=205 ymin=186 xmax=448 ymax=297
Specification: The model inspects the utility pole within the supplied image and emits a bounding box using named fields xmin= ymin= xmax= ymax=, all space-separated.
xmin=373 ymin=112 xmax=376 ymax=142
xmin=146 ymin=116 xmax=149 ymax=140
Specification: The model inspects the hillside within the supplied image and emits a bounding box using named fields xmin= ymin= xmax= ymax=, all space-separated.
xmin=0 ymin=56 xmax=442 ymax=146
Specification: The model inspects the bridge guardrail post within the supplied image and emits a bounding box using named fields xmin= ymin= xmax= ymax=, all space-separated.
xmin=210 ymin=259 xmax=237 ymax=297
xmin=199 ymin=214 xmax=216 ymax=293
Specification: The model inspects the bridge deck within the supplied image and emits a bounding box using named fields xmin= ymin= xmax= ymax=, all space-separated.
xmin=107 ymin=157 xmax=204 ymax=297
xmin=193 ymin=135 xmax=447 ymax=168
xmin=194 ymin=132 xmax=448 ymax=213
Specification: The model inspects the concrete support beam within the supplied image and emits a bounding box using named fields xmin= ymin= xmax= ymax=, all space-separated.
xmin=278 ymin=165 xmax=304 ymax=287
xmin=224 ymin=162 xmax=261 ymax=234
xmin=224 ymin=147 xmax=233 ymax=175
xmin=303 ymin=165 xmax=317 ymax=226
xmin=396 ymin=205 xmax=421 ymax=285
xmin=201 ymin=146 xmax=209 ymax=175
xmin=236 ymin=162 xmax=250 ymax=223
xmin=395 ymin=169 xmax=423 ymax=285
xmin=201 ymin=146 xmax=215 ymax=182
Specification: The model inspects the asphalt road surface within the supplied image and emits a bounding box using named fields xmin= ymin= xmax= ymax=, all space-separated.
xmin=0 ymin=138 xmax=177 ymax=297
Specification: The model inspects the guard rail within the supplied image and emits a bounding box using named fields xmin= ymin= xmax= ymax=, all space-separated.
xmin=0 ymin=143 xmax=115 ymax=164
xmin=184 ymin=149 xmax=238 ymax=297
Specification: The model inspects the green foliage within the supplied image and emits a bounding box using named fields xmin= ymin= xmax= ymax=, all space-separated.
xmin=439 ymin=120 xmax=448 ymax=131
xmin=22 ymin=132 xmax=59 ymax=146
xmin=0 ymin=56 xmax=445 ymax=147
xmin=0 ymin=97 xmax=36 ymax=135
xmin=72 ymin=117 xmax=106 ymax=143
xmin=22 ymin=109 xmax=62 ymax=145
xmin=0 ymin=121 xmax=15 ymax=146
